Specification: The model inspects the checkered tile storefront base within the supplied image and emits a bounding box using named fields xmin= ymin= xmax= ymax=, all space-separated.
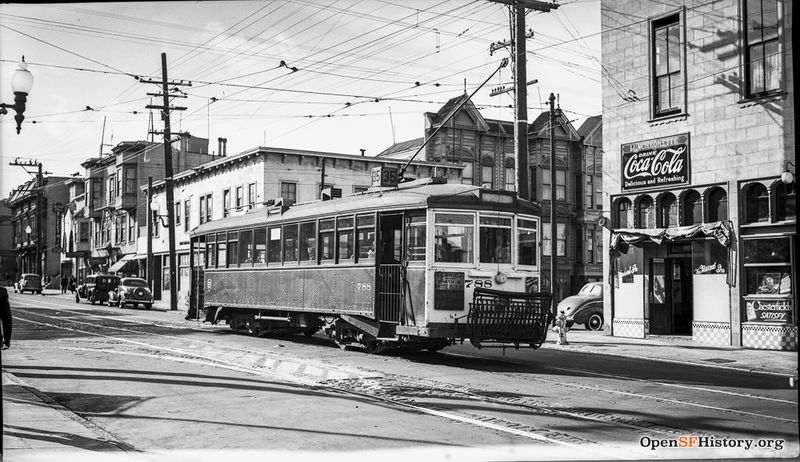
xmin=613 ymin=318 xmax=646 ymax=338
xmin=692 ymin=322 xmax=731 ymax=346
xmin=742 ymin=324 xmax=798 ymax=351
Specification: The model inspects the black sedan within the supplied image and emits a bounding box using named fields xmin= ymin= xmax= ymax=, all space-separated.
xmin=557 ymin=282 xmax=604 ymax=331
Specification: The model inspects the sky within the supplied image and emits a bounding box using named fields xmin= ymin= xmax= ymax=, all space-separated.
xmin=0 ymin=0 xmax=601 ymax=195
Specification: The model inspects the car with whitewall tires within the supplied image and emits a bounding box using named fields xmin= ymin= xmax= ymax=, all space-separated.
xmin=557 ymin=282 xmax=604 ymax=331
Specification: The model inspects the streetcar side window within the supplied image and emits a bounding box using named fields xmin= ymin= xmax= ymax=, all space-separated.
xmin=239 ymin=229 xmax=253 ymax=266
xmin=337 ymin=216 xmax=354 ymax=263
xmin=407 ymin=213 xmax=427 ymax=262
xmin=253 ymin=227 xmax=266 ymax=264
xmin=479 ymin=215 xmax=512 ymax=264
xmin=434 ymin=213 xmax=474 ymax=264
xmin=267 ymin=226 xmax=281 ymax=264
xmin=356 ymin=214 xmax=375 ymax=262
xmin=206 ymin=235 xmax=216 ymax=268
xmin=517 ymin=218 xmax=538 ymax=267
xmin=227 ymin=231 xmax=239 ymax=267
xmin=300 ymin=222 xmax=317 ymax=264
xmin=319 ymin=219 xmax=335 ymax=263
xmin=283 ymin=223 xmax=299 ymax=264
xmin=217 ymin=232 xmax=227 ymax=268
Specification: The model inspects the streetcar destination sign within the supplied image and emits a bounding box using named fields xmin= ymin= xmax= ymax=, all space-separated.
xmin=621 ymin=133 xmax=690 ymax=191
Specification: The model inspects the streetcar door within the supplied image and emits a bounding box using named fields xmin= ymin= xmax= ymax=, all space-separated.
xmin=376 ymin=213 xmax=404 ymax=323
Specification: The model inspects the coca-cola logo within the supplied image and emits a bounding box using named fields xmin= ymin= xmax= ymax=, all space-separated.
xmin=623 ymin=147 xmax=686 ymax=180
xmin=621 ymin=134 xmax=690 ymax=191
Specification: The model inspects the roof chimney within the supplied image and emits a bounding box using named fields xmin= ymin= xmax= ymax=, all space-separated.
xmin=360 ymin=149 xmax=365 ymax=156
xmin=217 ymin=137 xmax=223 ymax=156
xmin=222 ymin=138 xmax=227 ymax=156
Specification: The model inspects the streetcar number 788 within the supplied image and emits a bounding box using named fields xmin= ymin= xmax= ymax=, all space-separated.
xmin=464 ymin=279 xmax=492 ymax=289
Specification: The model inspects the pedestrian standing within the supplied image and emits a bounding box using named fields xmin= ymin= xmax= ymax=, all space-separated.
xmin=1 ymin=286 xmax=11 ymax=349
xmin=69 ymin=276 xmax=77 ymax=294
xmin=60 ymin=274 xmax=68 ymax=294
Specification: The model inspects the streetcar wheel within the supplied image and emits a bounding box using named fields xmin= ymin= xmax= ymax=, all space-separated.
xmin=364 ymin=339 xmax=385 ymax=355
xmin=586 ymin=313 xmax=604 ymax=331
xmin=303 ymin=328 xmax=318 ymax=337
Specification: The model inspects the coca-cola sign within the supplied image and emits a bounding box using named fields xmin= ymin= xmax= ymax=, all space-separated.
xmin=621 ymin=133 xmax=690 ymax=191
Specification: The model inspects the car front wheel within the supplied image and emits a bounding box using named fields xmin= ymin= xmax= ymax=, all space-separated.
xmin=586 ymin=313 xmax=603 ymax=331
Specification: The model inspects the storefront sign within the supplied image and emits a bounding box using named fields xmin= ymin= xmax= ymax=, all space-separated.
xmin=621 ymin=133 xmax=690 ymax=191
xmin=694 ymin=262 xmax=726 ymax=275
xmin=619 ymin=264 xmax=639 ymax=283
xmin=746 ymin=298 xmax=793 ymax=323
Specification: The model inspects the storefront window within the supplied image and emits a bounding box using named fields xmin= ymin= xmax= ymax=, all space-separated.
xmin=707 ymin=187 xmax=728 ymax=222
xmin=745 ymin=183 xmax=770 ymax=223
xmin=743 ymin=237 xmax=792 ymax=296
xmin=683 ymin=190 xmax=702 ymax=225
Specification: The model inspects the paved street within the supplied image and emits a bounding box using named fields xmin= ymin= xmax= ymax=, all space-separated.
xmin=2 ymin=290 xmax=797 ymax=461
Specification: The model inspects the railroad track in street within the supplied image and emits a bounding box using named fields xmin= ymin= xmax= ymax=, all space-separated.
xmin=8 ymin=295 xmax=798 ymax=457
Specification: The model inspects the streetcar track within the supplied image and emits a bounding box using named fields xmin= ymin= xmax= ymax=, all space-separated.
xmin=9 ymin=295 xmax=798 ymax=445
xmin=7 ymin=314 xmax=623 ymax=457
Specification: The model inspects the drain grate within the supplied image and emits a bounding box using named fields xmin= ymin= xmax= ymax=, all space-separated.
xmin=703 ymin=358 xmax=736 ymax=364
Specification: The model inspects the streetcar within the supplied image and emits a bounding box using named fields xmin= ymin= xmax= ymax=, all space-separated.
xmin=189 ymin=175 xmax=552 ymax=353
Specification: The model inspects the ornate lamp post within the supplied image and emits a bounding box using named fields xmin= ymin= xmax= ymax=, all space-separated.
xmin=0 ymin=56 xmax=34 ymax=134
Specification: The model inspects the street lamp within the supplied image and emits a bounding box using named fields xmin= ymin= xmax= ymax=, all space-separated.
xmin=781 ymin=161 xmax=795 ymax=185
xmin=0 ymin=57 xmax=34 ymax=134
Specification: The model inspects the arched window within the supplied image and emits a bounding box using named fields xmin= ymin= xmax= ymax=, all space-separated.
xmin=683 ymin=190 xmax=702 ymax=225
xmin=638 ymin=196 xmax=655 ymax=228
xmin=481 ymin=156 xmax=494 ymax=188
xmin=775 ymin=182 xmax=796 ymax=221
xmin=707 ymin=187 xmax=728 ymax=222
xmin=659 ymin=193 xmax=678 ymax=227
xmin=745 ymin=183 xmax=769 ymax=223
xmin=616 ymin=198 xmax=633 ymax=228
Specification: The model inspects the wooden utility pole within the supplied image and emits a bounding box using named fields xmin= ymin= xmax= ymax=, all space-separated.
xmin=548 ymin=93 xmax=558 ymax=324
xmin=146 ymin=177 xmax=153 ymax=290
xmin=141 ymin=53 xmax=190 ymax=311
xmin=9 ymin=158 xmax=44 ymax=277
xmin=486 ymin=0 xmax=558 ymax=200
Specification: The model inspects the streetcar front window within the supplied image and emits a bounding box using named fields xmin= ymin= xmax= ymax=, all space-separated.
xmin=300 ymin=222 xmax=317 ymax=263
xmin=356 ymin=214 xmax=375 ymax=261
xmin=479 ymin=215 xmax=512 ymax=264
xmin=517 ymin=218 xmax=538 ymax=267
xmin=434 ymin=213 xmax=474 ymax=264
xmin=319 ymin=219 xmax=335 ymax=262
xmin=253 ymin=228 xmax=266 ymax=264
xmin=407 ymin=214 xmax=426 ymax=262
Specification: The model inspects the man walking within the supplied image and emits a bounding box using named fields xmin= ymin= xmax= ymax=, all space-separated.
xmin=60 ymin=274 xmax=68 ymax=294
xmin=1 ymin=286 xmax=11 ymax=349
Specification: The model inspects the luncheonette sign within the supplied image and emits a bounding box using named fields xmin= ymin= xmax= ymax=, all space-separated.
xmin=745 ymin=298 xmax=793 ymax=324
xmin=621 ymin=133 xmax=690 ymax=191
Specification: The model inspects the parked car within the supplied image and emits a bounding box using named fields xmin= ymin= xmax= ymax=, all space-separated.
xmin=557 ymin=282 xmax=604 ymax=331
xmin=75 ymin=274 xmax=120 ymax=305
xmin=13 ymin=273 xmax=42 ymax=295
xmin=108 ymin=277 xmax=153 ymax=309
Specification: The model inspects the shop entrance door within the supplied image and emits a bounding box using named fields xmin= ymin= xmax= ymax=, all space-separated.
xmin=648 ymin=257 xmax=693 ymax=335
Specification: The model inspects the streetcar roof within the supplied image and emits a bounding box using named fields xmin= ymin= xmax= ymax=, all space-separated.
xmin=191 ymin=182 xmax=541 ymax=236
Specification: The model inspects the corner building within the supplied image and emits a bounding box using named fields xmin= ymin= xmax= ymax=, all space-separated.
xmin=601 ymin=0 xmax=795 ymax=350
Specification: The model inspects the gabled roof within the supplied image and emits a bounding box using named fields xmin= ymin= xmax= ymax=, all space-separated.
xmin=528 ymin=110 xmax=582 ymax=141
xmin=577 ymin=115 xmax=602 ymax=138
xmin=425 ymin=94 xmax=490 ymax=132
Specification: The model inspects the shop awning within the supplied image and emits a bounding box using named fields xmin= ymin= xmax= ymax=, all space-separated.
xmin=108 ymin=254 xmax=137 ymax=273
xmin=610 ymin=220 xmax=733 ymax=250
